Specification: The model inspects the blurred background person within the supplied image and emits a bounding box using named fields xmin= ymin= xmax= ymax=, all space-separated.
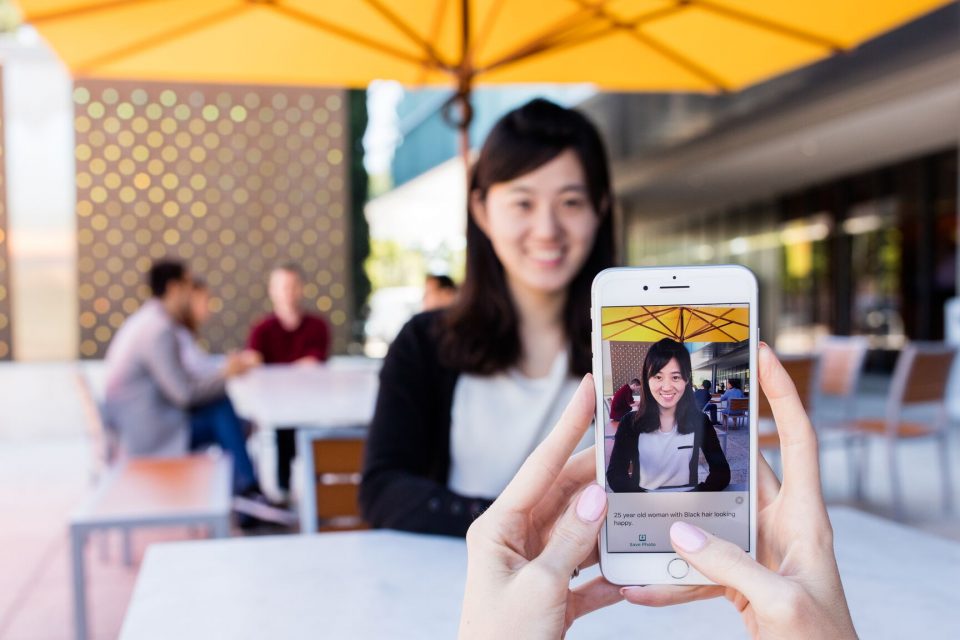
xmin=609 ymin=377 xmax=641 ymax=424
xmin=717 ymin=377 xmax=746 ymax=429
xmin=360 ymin=98 xmax=615 ymax=536
xmin=694 ymin=379 xmax=718 ymax=424
xmin=247 ymin=263 xmax=331 ymax=365
xmin=176 ymin=278 xmax=261 ymax=378
xmin=422 ymin=273 xmax=458 ymax=311
xmin=103 ymin=260 xmax=260 ymax=496
xmin=246 ymin=262 xmax=332 ymax=496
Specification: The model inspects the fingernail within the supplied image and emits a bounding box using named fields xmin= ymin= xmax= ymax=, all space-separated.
xmin=620 ymin=587 xmax=642 ymax=596
xmin=576 ymin=483 xmax=606 ymax=522
xmin=670 ymin=521 xmax=707 ymax=552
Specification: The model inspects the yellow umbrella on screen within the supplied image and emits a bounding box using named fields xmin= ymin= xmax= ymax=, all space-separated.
xmin=601 ymin=305 xmax=749 ymax=343
xmin=15 ymin=0 xmax=956 ymax=159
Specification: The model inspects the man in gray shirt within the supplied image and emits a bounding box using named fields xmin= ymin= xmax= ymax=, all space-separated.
xmin=104 ymin=260 xmax=260 ymax=494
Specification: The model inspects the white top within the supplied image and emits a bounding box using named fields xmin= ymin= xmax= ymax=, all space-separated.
xmin=448 ymin=351 xmax=587 ymax=498
xmin=637 ymin=425 xmax=694 ymax=490
xmin=174 ymin=326 xmax=223 ymax=378
xmin=119 ymin=507 xmax=960 ymax=640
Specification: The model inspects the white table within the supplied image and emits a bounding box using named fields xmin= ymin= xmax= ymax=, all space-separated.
xmin=120 ymin=507 xmax=960 ymax=639
xmin=227 ymin=360 xmax=380 ymax=432
xmin=226 ymin=360 xmax=380 ymax=508
xmin=72 ymin=455 xmax=232 ymax=640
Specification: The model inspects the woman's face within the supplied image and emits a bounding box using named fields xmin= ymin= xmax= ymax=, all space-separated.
xmin=648 ymin=358 xmax=687 ymax=411
xmin=472 ymin=149 xmax=600 ymax=297
xmin=190 ymin=288 xmax=211 ymax=327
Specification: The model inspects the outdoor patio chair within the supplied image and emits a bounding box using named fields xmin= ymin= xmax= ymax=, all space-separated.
xmin=847 ymin=342 xmax=955 ymax=520
xmin=296 ymin=428 xmax=369 ymax=533
xmin=807 ymin=336 xmax=871 ymax=496
xmin=813 ymin=335 xmax=870 ymax=426
xmin=721 ymin=398 xmax=749 ymax=430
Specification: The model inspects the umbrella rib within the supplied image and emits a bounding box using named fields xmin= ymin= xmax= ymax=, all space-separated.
xmin=691 ymin=307 xmax=749 ymax=328
xmin=26 ymin=0 xmax=165 ymax=24
xmin=469 ymin=0 xmax=507 ymax=62
xmin=418 ymin=0 xmax=453 ymax=83
xmin=474 ymin=5 xmax=610 ymax=75
xmin=73 ymin=3 xmax=250 ymax=75
xmin=362 ymin=0 xmax=451 ymax=69
xmin=570 ymin=0 xmax=731 ymax=90
xmin=627 ymin=29 xmax=730 ymax=91
xmin=266 ymin=2 xmax=441 ymax=71
xmin=689 ymin=0 xmax=844 ymax=51
xmin=600 ymin=307 xmax=660 ymax=328
xmin=642 ymin=306 xmax=682 ymax=341
xmin=685 ymin=308 xmax=743 ymax=342
xmin=476 ymin=1 xmax=696 ymax=79
xmin=605 ymin=321 xmax=674 ymax=342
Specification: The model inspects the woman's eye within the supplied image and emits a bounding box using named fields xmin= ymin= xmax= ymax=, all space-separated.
xmin=560 ymin=198 xmax=587 ymax=211
xmin=512 ymin=200 xmax=533 ymax=211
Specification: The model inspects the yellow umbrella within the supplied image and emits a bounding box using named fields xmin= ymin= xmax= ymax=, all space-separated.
xmin=601 ymin=305 xmax=748 ymax=343
xmin=16 ymin=0 xmax=955 ymax=156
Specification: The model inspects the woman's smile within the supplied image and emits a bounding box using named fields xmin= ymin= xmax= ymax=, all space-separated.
xmin=526 ymin=245 xmax=566 ymax=269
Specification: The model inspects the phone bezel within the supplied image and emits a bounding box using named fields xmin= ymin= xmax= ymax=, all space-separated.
xmin=591 ymin=265 xmax=759 ymax=586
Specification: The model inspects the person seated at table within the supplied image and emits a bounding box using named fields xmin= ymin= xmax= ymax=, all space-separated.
xmin=360 ymin=98 xmax=614 ymax=537
xmin=606 ymin=338 xmax=729 ymax=492
xmin=694 ymin=379 xmax=718 ymax=424
xmin=103 ymin=260 xmax=260 ymax=496
xmin=720 ymin=377 xmax=744 ymax=401
xmin=246 ymin=262 xmax=331 ymax=494
xmin=458 ymin=345 xmax=858 ymax=639
xmin=693 ymin=379 xmax=712 ymax=410
xmin=247 ymin=263 xmax=331 ymax=365
xmin=609 ymin=378 xmax=641 ymax=424
xmin=423 ymin=273 xmax=459 ymax=311
xmin=718 ymin=377 xmax=746 ymax=427
xmin=176 ymin=277 xmax=261 ymax=378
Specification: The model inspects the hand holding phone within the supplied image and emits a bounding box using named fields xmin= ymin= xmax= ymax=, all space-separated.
xmin=592 ymin=266 xmax=759 ymax=585
xmin=621 ymin=344 xmax=858 ymax=639
xmin=459 ymin=376 xmax=622 ymax=640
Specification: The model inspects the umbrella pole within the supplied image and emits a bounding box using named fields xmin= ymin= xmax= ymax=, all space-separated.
xmin=457 ymin=89 xmax=472 ymax=187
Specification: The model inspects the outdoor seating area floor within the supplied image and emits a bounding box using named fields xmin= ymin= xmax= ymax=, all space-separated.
xmin=1 ymin=362 xmax=958 ymax=639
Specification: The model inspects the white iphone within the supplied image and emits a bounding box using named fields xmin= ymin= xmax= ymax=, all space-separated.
xmin=591 ymin=265 xmax=759 ymax=585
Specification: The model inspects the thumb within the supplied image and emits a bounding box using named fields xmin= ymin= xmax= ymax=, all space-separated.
xmin=533 ymin=484 xmax=607 ymax=580
xmin=670 ymin=522 xmax=784 ymax=607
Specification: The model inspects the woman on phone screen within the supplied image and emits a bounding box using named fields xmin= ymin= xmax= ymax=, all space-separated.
xmin=606 ymin=338 xmax=730 ymax=492
xmin=359 ymin=98 xmax=614 ymax=536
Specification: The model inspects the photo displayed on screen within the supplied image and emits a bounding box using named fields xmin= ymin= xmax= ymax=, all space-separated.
xmin=600 ymin=304 xmax=751 ymax=553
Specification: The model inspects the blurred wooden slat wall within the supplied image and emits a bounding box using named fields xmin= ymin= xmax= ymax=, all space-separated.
xmin=73 ymin=80 xmax=352 ymax=358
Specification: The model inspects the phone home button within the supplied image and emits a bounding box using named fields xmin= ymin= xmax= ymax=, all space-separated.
xmin=667 ymin=559 xmax=689 ymax=579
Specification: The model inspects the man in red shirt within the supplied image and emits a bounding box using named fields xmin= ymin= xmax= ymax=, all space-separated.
xmin=246 ymin=263 xmax=332 ymax=494
xmin=609 ymin=378 xmax=642 ymax=424
xmin=247 ymin=264 xmax=331 ymax=365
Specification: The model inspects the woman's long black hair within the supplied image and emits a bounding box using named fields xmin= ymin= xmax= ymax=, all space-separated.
xmin=437 ymin=98 xmax=615 ymax=376
xmin=627 ymin=338 xmax=702 ymax=435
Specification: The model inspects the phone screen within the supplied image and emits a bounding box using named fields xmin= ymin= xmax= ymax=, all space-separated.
xmin=600 ymin=304 xmax=751 ymax=553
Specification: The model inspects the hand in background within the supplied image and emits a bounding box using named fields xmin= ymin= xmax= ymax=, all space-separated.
xmin=459 ymin=375 xmax=621 ymax=639
xmin=622 ymin=343 xmax=858 ymax=639
xmin=223 ymin=350 xmax=260 ymax=377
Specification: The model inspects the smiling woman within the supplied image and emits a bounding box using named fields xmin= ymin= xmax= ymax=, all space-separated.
xmin=360 ymin=99 xmax=615 ymax=536
xmin=606 ymin=338 xmax=730 ymax=493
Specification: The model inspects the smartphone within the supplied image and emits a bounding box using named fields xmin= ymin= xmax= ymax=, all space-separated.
xmin=591 ymin=265 xmax=759 ymax=585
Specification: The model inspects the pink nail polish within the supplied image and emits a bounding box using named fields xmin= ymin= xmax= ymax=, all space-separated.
xmin=670 ymin=521 xmax=707 ymax=552
xmin=576 ymin=484 xmax=606 ymax=522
